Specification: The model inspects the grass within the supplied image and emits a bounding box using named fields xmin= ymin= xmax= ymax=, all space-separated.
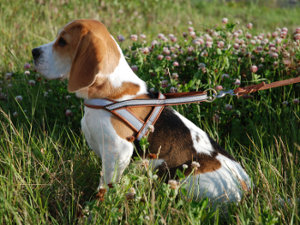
xmin=0 ymin=0 xmax=300 ymax=224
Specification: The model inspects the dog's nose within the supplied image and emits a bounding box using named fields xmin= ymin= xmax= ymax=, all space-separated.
xmin=32 ymin=48 xmax=41 ymax=60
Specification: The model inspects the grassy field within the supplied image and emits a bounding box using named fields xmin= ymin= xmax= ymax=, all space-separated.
xmin=0 ymin=0 xmax=299 ymax=224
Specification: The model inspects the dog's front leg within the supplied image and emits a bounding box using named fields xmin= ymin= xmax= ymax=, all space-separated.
xmin=97 ymin=140 xmax=134 ymax=190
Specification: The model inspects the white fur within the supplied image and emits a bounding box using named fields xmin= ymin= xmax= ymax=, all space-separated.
xmin=173 ymin=110 xmax=215 ymax=156
xmin=108 ymin=38 xmax=148 ymax=101
xmin=182 ymin=154 xmax=250 ymax=202
xmin=34 ymin=41 xmax=71 ymax=80
xmin=81 ymin=108 xmax=134 ymax=188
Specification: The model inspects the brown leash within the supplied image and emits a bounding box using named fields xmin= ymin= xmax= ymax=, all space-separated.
xmin=84 ymin=76 xmax=300 ymax=141
xmin=234 ymin=76 xmax=300 ymax=97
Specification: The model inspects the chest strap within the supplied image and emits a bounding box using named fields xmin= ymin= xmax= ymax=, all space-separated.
xmin=84 ymin=92 xmax=208 ymax=140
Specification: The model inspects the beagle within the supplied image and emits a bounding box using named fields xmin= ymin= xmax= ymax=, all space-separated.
xmin=32 ymin=19 xmax=251 ymax=203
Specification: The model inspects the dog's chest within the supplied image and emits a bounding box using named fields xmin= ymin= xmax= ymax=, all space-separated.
xmin=81 ymin=107 xmax=123 ymax=157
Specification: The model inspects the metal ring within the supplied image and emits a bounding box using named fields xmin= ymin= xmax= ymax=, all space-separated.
xmin=203 ymin=88 xmax=217 ymax=102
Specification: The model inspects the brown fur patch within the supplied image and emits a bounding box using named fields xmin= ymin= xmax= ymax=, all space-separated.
xmin=133 ymin=107 xmax=230 ymax=179
xmin=184 ymin=153 xmax=222 ymax=175
xmin=53 ymin=20 xmax=121 ymax=92
xmin=87 ymin=77 xmax=140 ymax=99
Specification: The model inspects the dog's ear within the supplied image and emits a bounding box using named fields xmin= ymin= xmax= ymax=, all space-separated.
xmin=68 ymin=32 xmax=104 ymax=92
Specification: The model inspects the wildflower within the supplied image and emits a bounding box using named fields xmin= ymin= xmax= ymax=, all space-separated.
xmin=24 ymin=63 xmax=31 ymax=69
xmin=250 ymin=65 xmax=258 ymax=73
xmin=157 ymin=54 xmax=164 ymax=60
xmin=293 ymin=98 xmax=299 ymax=104
xmin=182 ymin=164 xmax=188 ymax=169
xmin=187 ymin=46 xmax=194 ymax=53
xmin=170 ymin=46 xmax=176 ymax=52
xmin=272 ymin=32 xmax=278 ymax=38
xmin=217 ymin=41 xmax=224 ymax=48
xmin=152 ymin=174 xmax=158 ymax=180
xmin=117 ymin=35 xmax=125 ymax=42
xmin=163 ymin=47 xmax=170 ymax=55
xmin=15 ymin=95 xmax=23 ymax=102
xmin=171 ymin=54 xmax=177 ymax=58
xmin=125 ymin=187 xmax=136 ymax=200
xmin=246 ymin=33 xmax=252 ymax=39
xmin=213 ymin=114 xmax=220 ymax=123
xmin=250 ymin=40 xmax=256 ymax=45
xmin=189 ymin=31 xmax=196 ymax=38
xmin=221 ymin=73 xmax=230 ymax=79
xmin=234 ymin=79 xmax=241 ymax=86
xmin=130 ymin=34 xmax=138 ymax=41
xmin=148 ymin=125 xmax=155 ymax=133
xmin=188 ymin=26 xmax=194 ymax=32
xmin=13 ymin=111 xmax=18 ymax=117
xmin=225 ymin=104 xmax=233 ymax=111
xmin=161 ymin=80 xmax=168 ymax=88
xmin=173 ymin=61 xmax=179 ymax=67
xmin=158 ymin=33 xmax=165 ymax=39
xmin=165 ymin=56 xmax=171 ymax=61
xmin=215 ymin=85 xmax=223 ymax=91
xmin=140 ymin=34 xmax=146 ymax=39
xmin=206 ymin=41 xmax=213 ymax=48
xmin=280 ymin=32 xmax=287 ymax=38
xmin=5 ymin=72 xmax=13 ymax=80
xmin=151 ymin=40 xmax=159 ymax=46
xmin=246 ymin=23 xmax=253 ymax=29
xmin=282 ymin=101 xmax=288 ymax=105
xmin=65 ymin=109 xmax=73 ymax=117
xmin=28 ymin=80 xmax=36 ymax=86
xmin=191 ymin=161 xmax=200 ymax=169
xmin=275 ymin=38 xmax=282 ymax=44
xmin=170 ymin=36 xmax=177 ymax=42
xmin=170 ymin=87 xmax=177 ymax=93
xmin=294 ymin=33 xmax=300 ymax=40
xmin=144 ymin=216 xmax=150 ymax=221
xmin=201 ymin=50 xmax=208 ymax=57
xmin=270 ymin=52 xmax=279 ymax=58
xmin=222 ymin=17 xmax=228 ymax=24
xmin=168 ymin=180 xmax=178 ymax=189
xmin=131 ymin=65 xmax=138 ymax=72
xmin=282 ymin=27 xmax=288 ymax=33
xmin=142 ymin=159 xmax=149 ymax=168
xmin=0 ymin=93 xmax=7 ymax=100
xmin=24 ymin=70 xmax=30 ymax=75
xmin=256 ymin=46 xmax=263 ymax=53
xmin=233 ymin=43 xmax=239 ymax=49
xmin=65 ymin=95 xmax=71 ymax=100
xmin=142 ymin=47 xmax=150 ymax=54
xmin=295 ymin=27 xmax=300 ymax=34
xmin=198 ymin=63 xmax=206 ymax=69
xmin=172 ymin=73 xmax=179 ymax=79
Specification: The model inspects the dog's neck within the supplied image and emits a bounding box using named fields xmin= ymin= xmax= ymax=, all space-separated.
xmin=75 ymin=41 xmax=148 ymax=101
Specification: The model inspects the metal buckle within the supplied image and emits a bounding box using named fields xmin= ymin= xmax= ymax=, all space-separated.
xmin=215 ymin=89 xmax=236 ymax=98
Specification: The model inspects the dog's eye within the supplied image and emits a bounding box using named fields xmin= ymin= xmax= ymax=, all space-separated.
xmin=58 ymin=37 xmax=67 ymax=47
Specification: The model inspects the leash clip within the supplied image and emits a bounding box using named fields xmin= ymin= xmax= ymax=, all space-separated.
xmin=215 ymin=89 xmax=236 ymax=98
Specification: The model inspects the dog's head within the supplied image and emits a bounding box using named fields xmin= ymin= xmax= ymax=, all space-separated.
xmin=32 ymin=19 xmax=120 ymax=92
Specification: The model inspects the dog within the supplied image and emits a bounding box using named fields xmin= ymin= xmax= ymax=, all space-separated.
xmin=32 ymin=19 xmax=251 ymax=203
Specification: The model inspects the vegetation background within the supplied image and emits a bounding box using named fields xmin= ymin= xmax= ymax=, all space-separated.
xmin=0 ymin=0 xmax=299 ymax=224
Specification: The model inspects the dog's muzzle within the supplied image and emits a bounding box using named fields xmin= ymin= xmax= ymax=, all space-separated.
xmin=32 ymin=48 xmax=42 ymax=61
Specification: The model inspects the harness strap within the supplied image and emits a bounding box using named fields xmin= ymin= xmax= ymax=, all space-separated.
xmin=84 ymin=92 xmax=208 ymax=140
